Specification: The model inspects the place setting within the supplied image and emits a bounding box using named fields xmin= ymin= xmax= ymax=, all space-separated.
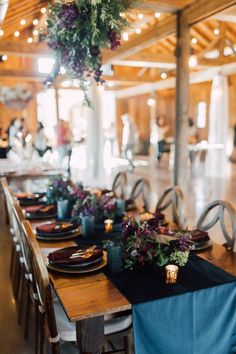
xmin=23 ymin=204 xmax=57 ymax=220
xmin=15 ymin=192 xmax=46 ymax=206
xmin=45 ymin=245 xmax=107 ymax=274
xmin=34 ymin=221 xmax=81 ymax=241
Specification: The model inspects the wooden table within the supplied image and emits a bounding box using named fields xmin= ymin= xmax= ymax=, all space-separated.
xmin=29 ymin=218 xmax=236 ymax=354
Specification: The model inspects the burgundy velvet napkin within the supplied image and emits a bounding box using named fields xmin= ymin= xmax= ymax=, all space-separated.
xmin=24 ymin=204 xmax=56 ymax=215
xmin=190 ymin=229 xmax=210 ymax=243
xmin=48 ymin=246 xmax=103 ymax=265
xmin=36 ymin=222 xmax=76 ymax=234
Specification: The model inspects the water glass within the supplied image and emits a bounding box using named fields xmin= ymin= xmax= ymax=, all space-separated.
xmin=116 ymin=199 xmax=125 ymax=217
xmin=81 ymin=215 xmax=95 ymax=237
xmin=107 ymin=242 xmax=123 ymax=273
xmin=57 ymin=199 xmax=70 ymax=220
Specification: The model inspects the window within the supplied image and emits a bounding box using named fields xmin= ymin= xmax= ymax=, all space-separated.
xmin=37 ymin=57 xmax=55 ymax=74
xmin=196 ymin=101 xmax=207 ymax=128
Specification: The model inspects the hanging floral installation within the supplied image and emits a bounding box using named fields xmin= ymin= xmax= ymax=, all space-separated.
xmin=0 ymin=85 xmax=33 ymax=110
xmin=43 ymin=0 xmax=134 ymax=106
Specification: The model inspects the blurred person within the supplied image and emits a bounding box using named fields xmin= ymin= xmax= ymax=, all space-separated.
xmin=230 ymin=124 xmax=236 ymax=163
xmin=188 ymin=117 xmax=198 ymax=144
xmin=0 ymin=127 xmax=8 ymax=158
xmin=8 ymin=117 xmax=21 ymax=149
xmin=156 ymin=116 xmax=169 ymax=161
xmin=56 ymin=119 xmax=72 ymax=160
xmin=121 ymin=113 xmax=138 ymax=171
xmin=20 ymin=117 xmax=29 ymax=145
xmin=34 ymin=122 xmax=50 ymax=157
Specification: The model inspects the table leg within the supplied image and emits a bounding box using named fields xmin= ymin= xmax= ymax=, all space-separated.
xmin=76 ymin=316 xmax=104 ymax=354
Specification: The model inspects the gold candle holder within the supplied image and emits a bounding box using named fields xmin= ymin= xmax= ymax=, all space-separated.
xmin=104 ymin=219 xmax=113 ymax=233
xmin=165 ymin=265 xmax=179 ymax=284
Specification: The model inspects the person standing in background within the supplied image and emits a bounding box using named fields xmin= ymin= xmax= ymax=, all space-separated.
xmin=34 ymin=122 xmax=49 ymax=157
xmin=230 ymin=124 xmax=236 ymax=163
xmin=156 ymin=116 xmax=169 ymax=161
xmin=121 ymin=113 xmax=138 ymax=171
xmin=8 ymin=118 xmax=21 ymax=149
xmin=56 ymin=119 xmax=72 ymax=160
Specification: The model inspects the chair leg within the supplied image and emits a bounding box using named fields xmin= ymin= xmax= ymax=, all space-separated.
xmin=124 ymin=333 xmax=133 ymax=354
xmin=18 ymin=272 xmax=26 ymax=325
xmin=13 ymin=259 xmax=21 ymax=300
xmin=24 ymin=281 xmax=31 ymax=339
xmin=50 ymin=342 xmax=60 ymax=354
xmin=35 ymin=305 xmax=39 ymax=354
xmin=10 ymin=241 xmax=15 ymax=278
xmin=39 ymin=314 xmax=45 ymax=354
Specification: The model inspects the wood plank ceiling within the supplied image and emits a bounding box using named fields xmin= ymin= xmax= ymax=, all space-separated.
xmin=0 ymin=0 xmax=235 ymax=90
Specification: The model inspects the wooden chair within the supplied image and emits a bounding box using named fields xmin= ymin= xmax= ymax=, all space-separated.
xmin=129 ymin=178 xmax=151 ymax=212
xmin=111 ymin=172 xmax=127 ymax=199
xmin=1 ymin=178 xmax=22 ymax=294
xmin=155 ymin=185 xmax=186 ymax=229
xmin=196 ymin=200 xmax=236 ymax=252
xmin=25 ymin=222 xmax=133 ymax=354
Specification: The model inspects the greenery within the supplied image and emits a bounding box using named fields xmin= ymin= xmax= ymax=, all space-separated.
xmin=44 ymin=0 xmax=134 ymax=106
xmin=122 ymin=218 xmax=192 ymax=270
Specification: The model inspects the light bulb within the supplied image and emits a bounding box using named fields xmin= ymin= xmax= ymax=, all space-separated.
xmin=14 ymin=31 xmax=20 ymax=37
xmin=191 ymin=37 xmax=197 ymax=44
xmin=27 ymin=37 xmax=33 ymax=44
xmin=213 ymin=28 xmax=220 ymax=36
xmin=161 ymin=72 xmax=167 ymax=79
xmin=135 ymin=28 xmax=141 ymax=34
xmin=2 ymin=54 xmax=7 ymax=61
xmin=33 ymin=29 xmax=39 ymax=36
xmin=41 ymin=7 xmax=46 ymax=14
xmin=137 ymin=13 xmax=144 ymax=20
xmin=33 ymin=19 xmax=39 ymax=26
xmin=122 ymin=32 xmax=129 ymax=41
xmin=20 ymin=19 xmax=26 ymax=26
xmin=147 ymin=98 xmax=156 ymax=106
xmin=0 ymin=29 xmax=4 ymax=36
xmin=189 ymin=55 xmax=198 ymax=68
xmin=155 ymin=12 xmax=161 ymax=19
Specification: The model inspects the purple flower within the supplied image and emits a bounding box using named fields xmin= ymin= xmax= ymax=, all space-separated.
xmin=59 ymin=3 xmax=79 ymax=29
xmin=108 ymin=30 xmax=121 ymax=50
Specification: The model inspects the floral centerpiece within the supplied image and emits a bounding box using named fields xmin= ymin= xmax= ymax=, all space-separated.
xmin=122 ymin=217 xmax=191 ymax=270
xmin=0 ymin=84 xmax=33 ymax=110
xmin=43 ymin=0 xmax=134 ymax=106
xmin=47 ymin=178 xmax=74 ymax=202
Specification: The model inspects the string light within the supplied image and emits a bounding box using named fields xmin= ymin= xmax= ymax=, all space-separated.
xmin=135 ymin=28 xmax=141 ymax=34
xmin=147 ymin=98 xmax=156 ymax=106
xmin=2 ymin=54 xmax=7 ymax=61
xmin=41 ymin=7 xmax=46 ymax=14
xmin=155 ymin=12 xmax=161 ymax=19
xmin=213 ymin=28 xmax=220 ymax=36
xmin=189 ymin=55 xmax=198 ymax=68
xmin=27 ymin=37 xmax=33 ymax=44
xmin=122 ymin=32 xmax=129 ymax=41
xmin=0 ymin=29 xmax=4 ymax=36
xmin=191 ymin=37 xmax=198 ymax=44
xmin=14 ymin=31 xmax=20 ymax=37
xmin=20 ymin=19 xmax=26 ymax=26
xmin=137 ymin=13 xmax=144 ymax=19
xmin=33 ymin=29 xmax=39 ymax=36
xmin=161 ymin=72 xmax=167 ymax=79
xmin=33 ymin=19 xmax=39 ymax=26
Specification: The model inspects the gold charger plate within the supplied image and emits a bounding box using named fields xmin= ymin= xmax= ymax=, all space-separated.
xmin=45 ymin=251 xmax=107 ymax=274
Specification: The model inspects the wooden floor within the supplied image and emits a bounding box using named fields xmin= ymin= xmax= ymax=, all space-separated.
xmin=1 ymin=158 xmax=236 ymax=354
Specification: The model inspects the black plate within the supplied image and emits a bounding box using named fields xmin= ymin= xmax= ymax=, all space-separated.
xmin=25 ymin=212 xmax=57 ymax=220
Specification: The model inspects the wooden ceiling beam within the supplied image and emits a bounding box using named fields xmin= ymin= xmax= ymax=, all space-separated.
xmin=104 ymin=0 xmax=236 ymax=63
xmin=0 ymin=41 xmax=52 ymax=57
xmin=136 ymin=0 xmax=193 ymax=13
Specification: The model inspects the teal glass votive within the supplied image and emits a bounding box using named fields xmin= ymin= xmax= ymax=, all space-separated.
xmin=46 ymin=187 xmax=54 ymax=204
xmin=116 ymin=199 xmax=125 ymax=217
xmin=107 ymin=242 xmax=123 ymax=273
xmin=81 ymin=215 xmax=95 ymax=237
xmin=57 ymin=200 xmax=70 ymax=220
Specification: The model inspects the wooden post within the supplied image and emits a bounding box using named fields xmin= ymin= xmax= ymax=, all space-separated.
xmin=174 ymin=11 xmax=190 ymax=187
xmin=54 ymin=85 xmax=60 ymax=124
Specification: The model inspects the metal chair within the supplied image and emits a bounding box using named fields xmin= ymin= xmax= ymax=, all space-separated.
xmin=111 ymin=172 xmax=127 ymax=199
xmin=155 ymin=185 xmax=187 ymax=229
xmin=196 ymin=200 xmax=236 ymax=252
xmin=129 ymin=178 xmax=151 ymax=212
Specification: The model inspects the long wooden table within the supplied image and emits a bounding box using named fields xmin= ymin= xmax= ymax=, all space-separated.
xmin=29 ymin=218 xmax=236 ymax=354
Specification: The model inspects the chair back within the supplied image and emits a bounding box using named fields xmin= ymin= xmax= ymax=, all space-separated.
xmin=156 ymin=186 xmax=186 ymax=228
xmin=22 ymin=221 xmax=59 ymax=342
xmin=1 ymin=177 xmax=16 ymax=229
xmin=112 ymin=172 xmax=127 ymax=199
xmin=130 ymin=178 xmax=151 ymax=212
xmin=196 ymin=200 xmax=236 ymax=251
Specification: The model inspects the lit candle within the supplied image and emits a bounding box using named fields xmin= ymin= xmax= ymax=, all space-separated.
xmin=165 ymin=265 xmax=179 ymax=284
xmin=104 ymin=219 xmax=113 ymax=233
